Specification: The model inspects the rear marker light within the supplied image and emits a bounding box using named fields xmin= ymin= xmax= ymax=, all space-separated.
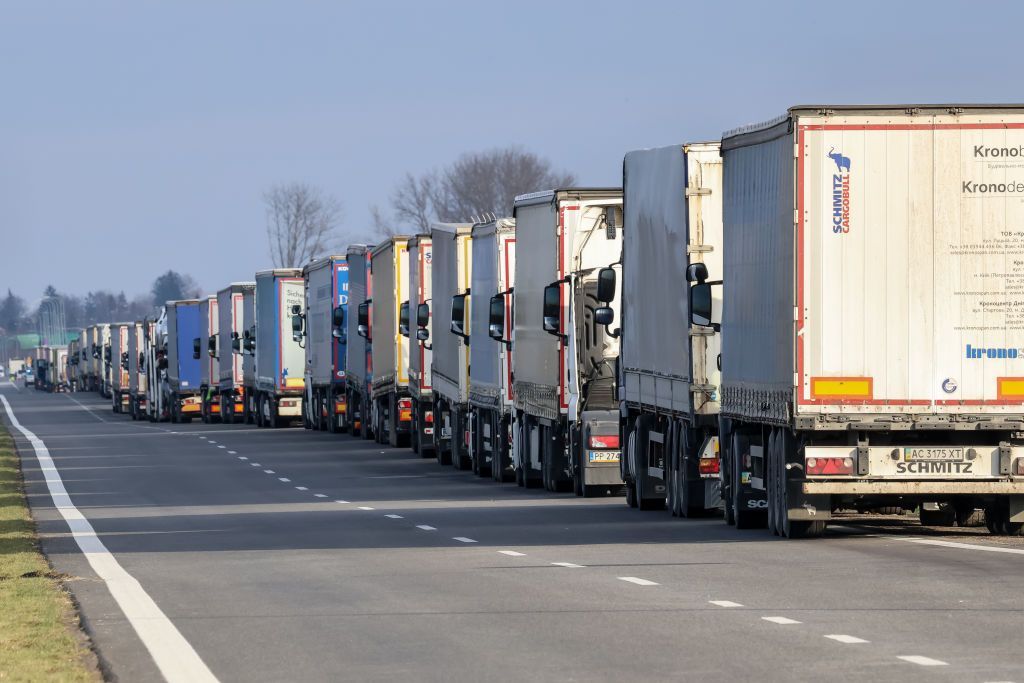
xmin=805 ymin=456 xmax=854 ymax=476
xmin=698 ymin=458 xmax=720 ymax=475
xmin=1014 ymin=458 xmax=1024 ymax=476
xmin=589 ymin=434 xmax=620 ymax=449
xmin=425 ymin=411 xmax=434 ymax=424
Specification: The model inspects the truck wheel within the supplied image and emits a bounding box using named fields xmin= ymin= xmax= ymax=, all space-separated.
xmin=772 ymin=429 xmax=824 ymax=539
xmin=624 ymin=420 xmax=638 ymax=508
xmin=388 ymin=395 xmax=401 ymax=448
xmin=919 ymin=504 xmax=956 ymax=527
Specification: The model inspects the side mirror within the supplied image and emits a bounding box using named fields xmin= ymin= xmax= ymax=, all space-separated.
xmin=597 ymin=267 xmax=616 ymax=303
xmin=416 ymin=302 xmax=430 ymax=328
xmin=690 ymin=282 xmax=715 ymax=328
xmin=332 ymin=305 xmax=344 ymax=328
xmin=450 ymin=292 xmax=469 ymax=340
xmin=399 ymin=301 xmax=410 ymax=337
xmin=139 ymin=352 xmax=145 ymax=368
xmin=291 ymin=314 xmax=303 ymax=335
xmin=121 ymin=352 xmax=129 ymax=370
xmin=416 ymin=328 xmax=429 ymax=342
xmin=192 ymin=337 xmax=201 ymax=360
xmin=594 ymin=307 xmax=614 ymax=326
xmin=542 ymin=282 xmax=561 ymax=335
xmin=357 ymin=301 xmax=370 ymax=340
xmin=488 ymin=294 xmax=505 ymax=341
xmin=686 ymin=262 xmax=709 ymax=283
xmin=291 ymin=304 xmax=301 ymax=315
xmin=232 ymin=332 xmax=241 ymax=353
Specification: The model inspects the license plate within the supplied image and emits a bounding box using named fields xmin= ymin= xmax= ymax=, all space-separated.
xmin=589 ymin=450 xmax=620 ymax=463
xmin=904 ymin=447 xmax=964 ymax=462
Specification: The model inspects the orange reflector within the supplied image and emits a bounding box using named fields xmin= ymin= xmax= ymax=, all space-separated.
xmin=182 ymin=404 xmax=200 ymax=413
xmin=997 ymin=377 xmax=1024 ymax=399
xmin=284 ymin=377 xmax=304 ymax=388
xmin=810 ymin=377 xmax=873 ymax=400
xmin=399 ymin=409 xmax=412 ymax=422
xmin=211 ymin=404 xmax=221 ymax=413
xmin=335 ymin=400 xmax=346 ymax=414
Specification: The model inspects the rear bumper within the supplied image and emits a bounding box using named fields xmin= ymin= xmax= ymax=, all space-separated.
xmin=804 ymin=480 xmax=1024 ymax=495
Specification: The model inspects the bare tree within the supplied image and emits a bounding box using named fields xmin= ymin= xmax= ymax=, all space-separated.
xmin=369 ymin=204 xmax=399 ymax=238
xmin=264 ymin=183 xmax=343 ymax=267
xmin=387 ymin=147 xmax=575 ymax=231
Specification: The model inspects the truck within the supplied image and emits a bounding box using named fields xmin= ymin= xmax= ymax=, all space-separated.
xmin=67 ymin=337 xmax=81 ymax=391
xmin=196 ymin=295 xmax=221 ymax=423
xmin=714 ymin=104 xmax=1024 ymax=538
xmin=165 ymin=300 xmax=203 ymax=422
xmin=145 ymin=308 xmax=170 ymax=422
xmin=299 ymin=258 xmax=348 ymax=432
xmin=469 ymin=218 xmax=517 ymax=480
xmin=511 ymin=189 xmax=625 ymax=493
xmin=254 ymin=269 xmax=305 ymax=427
xmin=110 ymin=322 xmax=132 ymax=412
xmin=431 ymin=222 xmax=473 ymax=467
xmin=217 ymin=282 xmax=255 ymax=423
xmin=367 ymin=237 xmax=413 ymax=446
xmin=405 ymin=235 xmax=435 ymax=456
xmin=240 ymin=285 xmax=257 ymax=424
xmin=608 ymin=143 xmax=724 ymax=514
xmin=128 ymin=321 xmax=149 ymax=420
xmin=346 ymin=245 xmax=375 ymax=439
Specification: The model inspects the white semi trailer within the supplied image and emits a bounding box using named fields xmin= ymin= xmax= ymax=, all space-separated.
xmin=469 ymin=218 xmax=516 ymax=481
xmin=110 ymin=322 xmax=131 ymax=412
xmin=217 ymin=282 xmax=254 ymax=423
xmin=612 ymin=143 xmax=725 ymax=514
xmin=144 ymin=309 xmax=169 ymax=422
xmin=405 ymin=235 xmax=435 ymax=456
xmin=299 ymin=258 xmax=348 ymax=433
xmin=197 ymin=295 xmax=221 ymax=423
xmin=128 ymin=321 xmax=149 ymax=420
xmin=347 ymin=245 xmax=375 ymax=439
xmin=254 ymin=269 xmax=305 ymax=427
xmin=368 ymin=237 xmax=413 ymax=447
xmin=511 ymin=189 xmax=625 ymax=493
xmin=716 ymin=104 xmax=1024 ymax=537
xmin=432 ymin=223 xmax=473 ymax=468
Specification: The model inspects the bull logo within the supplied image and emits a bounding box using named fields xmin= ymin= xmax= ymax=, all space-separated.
xmin=828 ymin=147 xmax=851 ymax=173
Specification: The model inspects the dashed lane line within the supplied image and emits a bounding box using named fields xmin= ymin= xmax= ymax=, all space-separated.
xmin=709 ymin=600 xmax=744 ymax=608
xmin=314 ymin=494 xmax=328 ymax=498
xmin=335 ymin=500 xmax=349 ymax=504
xmin=499 ymin=550 xmax=526 ymax=557
xmin=217 ymin=445 xmax=225 ymax=449
xmin=357 ymin=506 xmax=375 ymax=510
xmin=453 ymin=537 xmax=477 ymax=543
xmin=385 ymin=514 xmax=403 ymax=519
xmin=825 ymin=635 xmax=869 ymax=644
xmin=237 ymin=456 xmax=247 ymax=460
xmin=0 ymin=395 xmax=218 ymax=682
xmin=416 ymin=525 xmax=436 ymax=531
xmin=897 ymin=656 xmax=948 ymax=667
xmin=762 ymin=616 xmax=801 ymax=625
xmin=250 ymin=463 xmax=261 ymax=467
xmin=551 ymin=562 xmax=584 ymax=568
xmin=228 ymin=451 xmax=237 ymax=455
xmin=295 ymin=486 xmax=308 ymax=491
xmin=618 ymin=577 xmax=659 ymax=586
xmin=278 ymin=478 xmax=291 ymax=483
xmin=263 ymin=470 xmax=275 ymax=474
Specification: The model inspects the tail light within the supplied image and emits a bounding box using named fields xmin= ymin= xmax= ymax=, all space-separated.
xmin=805 ymin=456 xmax=854 ymax=476
xmin=335 ymin=399 xmax=347 ymax=414
xmin=698 ymin=457 xmax=720 ymax=475
xmin=398 ymin=398 xmax=412 ymax=422
xmin=425 ymin=411 xmax=434 ymax=424
xmin=589 ymin=434 xmax=620 ymax=449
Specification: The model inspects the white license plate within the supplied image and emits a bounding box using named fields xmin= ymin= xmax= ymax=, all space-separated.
xmin=904 ymin=447 xmax=964 ymax=462
xmin=589 ymin=450 xmax=620 ymax=463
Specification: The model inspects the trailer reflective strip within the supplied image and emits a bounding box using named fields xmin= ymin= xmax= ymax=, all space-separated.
xmin=810 ymin=377 xmax=873 ymax=399
xmin=0 ymin=395 xmax=218 ymax=683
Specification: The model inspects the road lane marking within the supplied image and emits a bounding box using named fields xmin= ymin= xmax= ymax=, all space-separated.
xmin=199 ymin=436 xmax=207 ymax=440
xmin=295 ymin=486 xmax=308 ymax=491
xmin=207 ymin=440 xmax=217 ymax=444
xmin=228 ymin=451 xmax=237 ymax=455
xmin=237 ymin=456 xmax=247 ymax=460
xmin=385 ymin=514 xmax=403 ymax=519
xmin=825 ymin=635 xmax=869 ymax=644
xmin=250 ymin=463 xmax=261 ymax=467
xmin=498 ymin=550 xmax=525 ymax=557
xmin=453 ymin=537 xmax=477 ymax=543
xmin=898 ymin=656 xmax=948 ymax=666
xmin=618 ymin=577 xmax=658 ymax=586
xmin=709 ymin=600 xmax=744 ymax=608
xmin=66 ymin=394 xmax=108 ymax=422
xmin=893 ymin=537 xmax=1024 ymax=556
xmin=278 ymin=477 xmax=290 ymax=483
xmin=263 ymin=470 xmax=275 ymax=474
xmin=314 ymin=494 xmax=327 ymax=498
xmin=335 ymin=500 xmax=349 ymax=504
xmin=551 ymin=562 xmax=584 ymax=568
xmin=0 ymin=395 xmax=219 ymax=683
xmin=217 ymin=446 xmax=225 ymax=449
xmin=762 ymin=616 xmax=801 ymax=625
xmin=416 ymin=525 xmax=436 ymax=531
xmin=357 ymin=506 xmax=375 ymax=510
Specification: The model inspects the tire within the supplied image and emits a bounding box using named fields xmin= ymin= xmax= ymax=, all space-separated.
xmin=954 ymin=503 xmax=985 ymax=528
xmin=451 ymin=410 xmax=468 ymax=470
xmin=772 ymin=429 xmax=825 ymax=539
xmin=634 ymin=417 xmax=664 ymax=511
xmin=388 ymin=395 xmax=400 ymax=448
xmin=624 ymin=419 xmax=638 ymax=508
xmin=919 ymin=505 xmax=956 ymax=527
xmin=985 ymin=499 xmax=1023 ymax=536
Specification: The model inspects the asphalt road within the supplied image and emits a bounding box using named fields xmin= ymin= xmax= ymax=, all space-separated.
xmin=3 ymin=382 xmax=1023 ymax=682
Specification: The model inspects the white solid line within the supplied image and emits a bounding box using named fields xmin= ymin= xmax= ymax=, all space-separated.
xmin=453 ymin=537 xmax=477 ymax=543
xmin=314 ymin=494 xmax=328 ymax=498
xmin=0 ymin=395 xmax=218 ymax=683
xmin=416 ymin=525 xmax=436 ymax=531
xmin=709 ymin=600 xmax=744 ymax=608
xmin=357 ymin=506 xmax=375 ymax=510
xmin=295 ymin=486 xmax=308 ymax=491
xmin=335 ymin=500 xmax=349 ymax=504
xmin=897 ymin=655 xmax=948 ymax=666
xmin=825 ymin=634 xmax=869 ymax=644
xmin=498 ymin=550 xmax=525 ymax=557
xmin=228 ymin=451 xmax=237 ymax=455
xmin=278 ymin=477 xmax=290 ymax=483
xmin=762 ymin=616 xmax=801 ymax=625
xmin=385 ymin=514 xmax=403 ymax=519
xmin=618 ymin=577 xmax=659 ymax=586
xmin=551 ymin=562 xmax=584 ymax=568
xmin=894 ymin=536 xmax=1024 ymax=556
xmin=263 ymin=469 xmax=275 ymax=474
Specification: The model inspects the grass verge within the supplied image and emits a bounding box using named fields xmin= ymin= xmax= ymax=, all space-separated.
xmin=0 ymin=425 xmax=100 ymax=682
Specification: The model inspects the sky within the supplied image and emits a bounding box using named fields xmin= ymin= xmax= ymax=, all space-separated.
xmin=3 ymin=0 xmax=1024 ymax=301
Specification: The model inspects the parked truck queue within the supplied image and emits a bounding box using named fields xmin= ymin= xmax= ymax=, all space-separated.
xmin=34 ymin=104 xmax=1024 ymax=539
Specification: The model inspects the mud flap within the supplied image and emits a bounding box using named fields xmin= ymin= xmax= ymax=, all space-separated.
xmin=787 ymin=478 xmax=831 ymax=522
